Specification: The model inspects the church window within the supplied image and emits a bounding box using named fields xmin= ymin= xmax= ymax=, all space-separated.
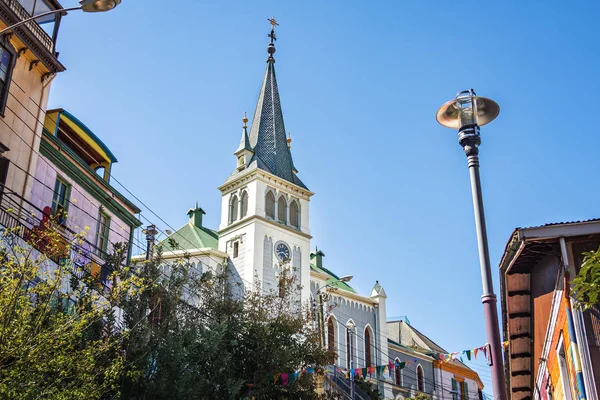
xmin=395 ymin=358 xmax=402 ymax=386
xmin=327 ymin=316 xmax=335 ymax=353
xmin=277 ymin=196 xmax=287 ymax=224
xmin=229 ymin=194 xmax=238 ymax=224
xmin=289 ymin=200 xmax=299 ymax=229
xmin=240 ymin=191 xmax=248 ymax=218
xmin=364 ymin=326 xmax=372 ymax=367
xmin=233 ymin=241 xmax=239 ymax=258
xmin=265 ymin=191 xmax=275 ymax=219
xmin=417 ymin=364 xmax=424 ymax=392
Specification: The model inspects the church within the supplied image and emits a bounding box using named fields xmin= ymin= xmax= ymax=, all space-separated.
xmin=153 ymin=20 xmax=485 ymax=400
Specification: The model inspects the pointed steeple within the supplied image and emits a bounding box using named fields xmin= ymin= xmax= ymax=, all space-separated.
xmin=246 ymin=18 xmax=307 ymax=189
xmin=235 ymin=112 xmax=252 ymax=154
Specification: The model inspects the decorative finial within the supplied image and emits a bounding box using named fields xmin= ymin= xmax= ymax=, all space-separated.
xmin=266 ymin=17 xmax=278 ymax=60
xmin=287 ymin=132 xmax=292 ymax=148
xmin=242 ymin=111 xmax=248 ymax=129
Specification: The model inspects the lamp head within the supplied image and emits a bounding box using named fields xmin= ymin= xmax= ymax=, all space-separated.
xmin=80 ymin=0 xmax=121 ymax=12
xmin=436 ymin=89 xmax=500 ymax=130
xmin=339 ymin=275 xmax=353 ymax=283
xmin=346 ymin=320 xmax=355 ymax=330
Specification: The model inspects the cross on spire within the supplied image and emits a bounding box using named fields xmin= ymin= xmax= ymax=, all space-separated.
xmin=267 ymin=17 xmax=278 ymax=43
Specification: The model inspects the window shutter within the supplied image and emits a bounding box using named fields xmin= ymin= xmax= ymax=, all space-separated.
xmin=464 ymin=382 xmax=469 ymax=400
xmin=452 ymin=379 xmax=458 ymax=400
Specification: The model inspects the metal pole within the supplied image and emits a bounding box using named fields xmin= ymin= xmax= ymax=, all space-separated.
xmin=349 ymin=327 xmax=355 ymax=400
xmin=318 ymin=291 xmax=326 ymax=347
xmin=143 ymin=224 xmax=158 ymax=261
xmin=459 ymin=127 xmax=508 ymax=400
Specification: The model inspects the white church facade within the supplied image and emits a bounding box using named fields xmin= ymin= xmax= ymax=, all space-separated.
xmin=148 ymin=21 xmax=485 ymax=400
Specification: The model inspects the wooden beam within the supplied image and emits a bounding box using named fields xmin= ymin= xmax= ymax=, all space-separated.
xmin=511 ymin=370 xmax=531 ymax=377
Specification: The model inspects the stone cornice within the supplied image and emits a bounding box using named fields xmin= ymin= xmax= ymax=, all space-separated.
xmin=219 ymin=167 xmax=313 ymax=200
xmin=218 ymin=214 xmax=312 ymax=240
xmin=0 ymin=3 xmax=65 ymax=73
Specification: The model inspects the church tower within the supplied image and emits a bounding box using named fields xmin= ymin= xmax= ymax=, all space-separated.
xmin=218 ymin=19 xmax=313 ymax=303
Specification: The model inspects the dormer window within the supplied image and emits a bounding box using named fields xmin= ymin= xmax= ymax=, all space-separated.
xmin=237 ymin=155 xmax=245 ymax=170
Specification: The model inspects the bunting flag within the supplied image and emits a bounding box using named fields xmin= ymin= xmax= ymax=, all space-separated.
xmin=474 ymin=348 xmax=479 ymax=359
xmin=273 ymin=373 xmax=280 ymax=384
xmin=396 ymin=362 xmax=406 ymax=370
xmin=480 ymin=346 xmax=487 ymax=358
xmin=281 ymin=373 xmax=289 ymax=387
xmin=361 ymin=368 xmax=367 ymax=378
xmin=464 ymin=350 xmax=472 ymax=360
xmin=376 ymin=365 xmax=383 ymax=375
xmin=368 ymin=366 xmax=376 ymax=377
xmin=388 ymin=361 xmax=394 ymax=371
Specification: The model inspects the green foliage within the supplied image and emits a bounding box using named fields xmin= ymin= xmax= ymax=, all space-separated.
xmin=571 ymin=247 xmax=600 ymax=310
xmin=120 ymin=250 xmax=336 ymax=399
xmin=355 ymin=378 xmax=380 ymax=399
xmin=407 ymin=394 xmax=432 ymax=400
xmin=0 ymin=223 xmax=141 ymax=399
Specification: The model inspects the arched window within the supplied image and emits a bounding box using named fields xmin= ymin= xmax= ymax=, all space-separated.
xmin=327 ymin=317 xmax=335 ymax=352
xmin=417 ymin=364 xmax=424 ymax=392
xmin=265 ymin=191 xmax=275 ymax=219
xmin=229 ymin=194 xmax=238 ymax=224
xmin=346 ymin=326 xmax=352 ymax=370
xmin=277 ymin=196 xmax=287 ymax=223
xmin=395 ymin=358 xmax=402 ymax=386
xmin=289 ymin=200 xmax=299 ymax=228
xmin=364 ymin=326 xmax=372 ymax=367
xmin=240 ymin=191 xmax=248 ymax=218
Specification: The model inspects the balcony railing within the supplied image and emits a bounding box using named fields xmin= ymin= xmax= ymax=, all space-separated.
xmin=0 ymin=185 xmax=110 ymax=282
xmin=1 ymin=0 xmax=54 ymax=53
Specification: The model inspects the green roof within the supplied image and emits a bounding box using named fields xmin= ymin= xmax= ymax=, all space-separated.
xmin=158 ymin=221 xmax=219 ymax=252
xmin=310 ymin=262 xmax=356 ymax=293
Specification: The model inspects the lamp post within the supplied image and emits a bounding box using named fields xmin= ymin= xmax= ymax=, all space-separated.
xmin=0 ymin=0 xmax=121 ymax=36
xmin=436 ymin=89 xmax=507 ymax=400
xmin=312 ymin=275 xmax=353 ymax=347
xmin=346 ymin=319 xmax=356 ymax=400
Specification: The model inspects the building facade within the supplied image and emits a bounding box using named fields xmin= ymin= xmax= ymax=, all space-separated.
xmin=0 ymin=0 xmax=66 ymax=209
xmin=27 ymin=109 xmax=141 ymax=281
xmin=500 ymin=220 xmax=600 ymax=400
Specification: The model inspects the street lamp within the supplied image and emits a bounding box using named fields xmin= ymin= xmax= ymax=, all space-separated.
xmin=346 ymin=319 xmax=356 ymax=400
xmin=0 ymin=0 xmax=121 ymax=36
xmin=436 ymin=89 xmax=507 ymax=400
xmin=312 ymin=275 xmax=353 ymax=347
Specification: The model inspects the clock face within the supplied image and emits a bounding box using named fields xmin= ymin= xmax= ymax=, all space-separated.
xmin=275 ymin=241 xmax=291 ymax=262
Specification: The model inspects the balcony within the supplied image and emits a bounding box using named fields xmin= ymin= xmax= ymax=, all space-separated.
xmin=0 ymin=0 xmax=66 ymax=72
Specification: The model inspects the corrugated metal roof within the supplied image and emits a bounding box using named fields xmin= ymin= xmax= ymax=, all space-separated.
xmin=518 ymin=218 xmax=600 ymax=230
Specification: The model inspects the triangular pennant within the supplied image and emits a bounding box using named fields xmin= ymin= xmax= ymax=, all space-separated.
xmin=281 ymin=373 xmax=289 ymax=387
xmin=473 ymin=348 xmax=479 ymax=359
xmin=465 ymin=350 xmax=472 ymax=361
xmin=274 ymin=373 xmax=280 ymax=384
xmin=361 ymin=368 xmax=367 ymax=378
xmin=306 ymin=367 xmax=315 ymax=373
xmin=460 ymin=356 xmax=464 ymax=363
xmin=376 ymin=365 xmax=383 ymax=375
xmin=388 ymin=361 xmax=394 ymax=370
xmin=289 ymin=373 xmax=296 ymax=385
xmin=397 ymin=362 xmax=406 ymax=370
xmin=481 ymin=346 xmax=488 ymax=357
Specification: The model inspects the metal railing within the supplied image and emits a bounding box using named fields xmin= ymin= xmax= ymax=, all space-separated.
xmin=0 ymin=185 xmax=109 ymax=280
xmin=1 ymin=0 xmax=54 ymax=52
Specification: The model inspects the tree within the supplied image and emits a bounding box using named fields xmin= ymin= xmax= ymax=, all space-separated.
xmin=571 ymin=246 xmax=600 ymax=310
xmin=120 ymin=247 xmax=336 ymax=399
xmin=0 ymin=220 xmax=142 ymax=399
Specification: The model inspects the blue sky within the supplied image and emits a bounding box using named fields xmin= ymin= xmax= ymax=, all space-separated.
xmin=48 ymin=0 xmax=600 ymax=395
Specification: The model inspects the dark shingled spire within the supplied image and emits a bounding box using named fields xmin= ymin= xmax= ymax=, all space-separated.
xmin=246 ymin=19 xmax=307 ymax=190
